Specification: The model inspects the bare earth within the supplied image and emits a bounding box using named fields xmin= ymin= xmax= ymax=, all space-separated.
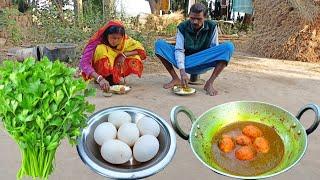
xmin=1 ymin=54 xmax=320 ymax=180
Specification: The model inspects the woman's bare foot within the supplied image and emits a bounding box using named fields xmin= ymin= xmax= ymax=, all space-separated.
xmin=204 ymin=81 xmax=218 ymax=96
xmin=163 ymin=79 xmax=180 ymax=89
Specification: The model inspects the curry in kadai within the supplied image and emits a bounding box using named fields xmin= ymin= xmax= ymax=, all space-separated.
xmin=211 ymin=121 xmax=284 ymax=176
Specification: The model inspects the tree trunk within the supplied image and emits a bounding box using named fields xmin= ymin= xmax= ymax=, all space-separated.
xmin=243 ymin=13 xmax=253 ymax=25
xmin=160 ymin=0 xmax=170 ymax=13
xmin=52 ymin=0 xmax=65 ymax=22
xmin=31 ymin=0 xmax=36 ymax=7
xmin=73 ymin=0 xmax=83 ymax=24
xmin=102 ymin=0 xmax=105 ymax=17
xmin=148 ymin=0 xmax=158 ymax=14
xmin=74 ymin=0 xmax=78 ymax=18
xmin=103 ymin=0 xmax=116 ymax=19
xmin=187 ymin=0 xmax=196 ymax=13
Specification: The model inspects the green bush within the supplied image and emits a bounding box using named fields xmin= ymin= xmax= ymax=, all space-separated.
xmin=0 ymin=58 xmax=95 ymax=179
xmin=1 ymin=8 xmax=24 ymax=44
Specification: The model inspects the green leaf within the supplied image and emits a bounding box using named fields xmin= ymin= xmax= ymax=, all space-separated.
xmin=44 ymin=111 xmax=53 ymax=120
xmin=62 ymin=84 xmax=69 ymax=97
xmin=84 ymin=87 xmax=96 ymax=97
xmin=49 ymin=118 xmax=63 ymax=127
xmin=69 ymin=86 xmax=76 ymax=96
xmin=50 ymin=103 xmax=58 ymax=114
xmin=52 ymin=134 xmax=61 ymax=142
xmin=44 ymin=135 xmax=52 ymax=146
xmin=87 ymin=104 xmax=95 ymax=113
xmin=23 ymin=58 xmax=36 ymax=68
xmin=9 ymin=73 xmax=18 ymax=85
xmin=28 ymin=79 xmax=41 ymax=94
xmin=53 ymin=90 xmax=64 ymax=104
xmin=16 ymin=94 xmax=22 ymax=102
xmin=24 ymin=115 xmax=33 ymax=122
xmin=55 ymin=77 xmax=64 ymax=86
xmin=10 ymin=100 xmax=18 ymax=113
xmin=36 ymin=116 xmax=44 ymax=130
xmin=46 ymin=142 xmax=58 ymax=151
xmin=68 ymin=136 xmax=77 ymax=145
xmin=21 ymin=95 xmax=33 ymax=109
xmin=42 ymin=91 xmax=50 ymax=99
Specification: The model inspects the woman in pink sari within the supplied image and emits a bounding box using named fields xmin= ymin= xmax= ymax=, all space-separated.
xmin=79 ymin=20 xmax=147 ymax=91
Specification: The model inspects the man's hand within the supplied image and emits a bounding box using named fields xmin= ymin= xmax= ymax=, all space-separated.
xmin=180 ymin=69 xmax=189 ymax=87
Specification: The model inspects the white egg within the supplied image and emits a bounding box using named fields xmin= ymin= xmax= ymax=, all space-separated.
xmin=93 ymin=122 xmax=117 ymax=146
xmin=108 ymin=111 xmax=131 ymax=129
xmin=133 ymin=135 xmax=159 ymax=162
xmin=117 ymin=123 xmax=140 ymax=147
xmin=101 ymin=139 xmax=132 ymax=164
xmin=137 ymin=117 xmax=160 ymax=137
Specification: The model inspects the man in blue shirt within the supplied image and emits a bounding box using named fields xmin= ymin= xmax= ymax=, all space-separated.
xmin=155 ymin=3 xmax=234 ymax=96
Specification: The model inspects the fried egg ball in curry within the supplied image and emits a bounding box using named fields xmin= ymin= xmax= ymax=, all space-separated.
xmin=235 ymin=146 xmax=256 ymax=160
xmin=218 ymin=135 xmax=235 ymax=153
xmin=253 ymin=137 xmax=270 ymax=153
xmin=242 ymin=125 xmax=263 ymax=139
xmin=235 ymin=134 xmax=252 ymax=146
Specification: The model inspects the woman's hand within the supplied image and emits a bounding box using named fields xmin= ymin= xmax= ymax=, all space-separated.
xmin=115 ymin=53 xmax=126 ymax=68
xmin=99 ymin=78 xmax=110 ymax=91
xmin=92 ymin=72 xmax=110 ymax=91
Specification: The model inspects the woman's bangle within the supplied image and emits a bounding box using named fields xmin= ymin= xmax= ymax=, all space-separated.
xmin=120 ymin=52 xmax=127 ymax=58
xmin=96 ymin=75 xmax=103 ymax=83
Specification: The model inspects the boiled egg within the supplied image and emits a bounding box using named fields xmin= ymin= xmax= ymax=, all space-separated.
xmin=101 ymin=139 xmax=132 ymax=164
xmin=108 ymin=111 xmax=131 ymax=129
xmin=117 ymin=123 xmax=140 ymax=147
xmin=137 ymin=117 xmax=160 ymax=137
xmin=93 ymin=122 xmax=117 ymax=146
xmin=133 ymin=135 xmax=159 ymax=162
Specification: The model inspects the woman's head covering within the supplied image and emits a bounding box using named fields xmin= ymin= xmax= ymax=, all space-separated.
xmin=88 ymin=20 xmax=127 ymax=52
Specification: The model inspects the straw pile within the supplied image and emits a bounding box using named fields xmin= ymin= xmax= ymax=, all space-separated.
xmin=248 ymin=0 xmax=320 ymax=62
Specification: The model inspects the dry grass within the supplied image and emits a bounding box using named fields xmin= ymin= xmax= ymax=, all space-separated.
xmin=248 ymin=0 xmax=320 ymax=62
xmin=134 ymin=11 xmax=184 ymax=34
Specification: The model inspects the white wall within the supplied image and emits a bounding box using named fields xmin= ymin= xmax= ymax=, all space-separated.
xmin=116 ymin=0 xmax=151 ymax=17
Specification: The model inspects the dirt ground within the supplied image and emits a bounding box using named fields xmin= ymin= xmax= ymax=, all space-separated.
xmin=1 ymin=53 xmax=320 ymax=180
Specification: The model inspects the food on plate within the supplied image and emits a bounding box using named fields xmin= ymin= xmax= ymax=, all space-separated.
xmin=120 ymin=86 xmax=125 ymax=93
xmin=172 ymin=85 xmax=196 ymax=95
xmin=181 ymin=86 xmax=193 ymax=92
xmin=110 ymin=85 xmax=130 ymax=94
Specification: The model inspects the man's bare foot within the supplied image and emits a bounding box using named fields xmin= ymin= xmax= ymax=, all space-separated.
xmin=163 ymin=79 xmax=180 ymax=89
xmin=204 ymin=82 xmax=218 ymax=96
